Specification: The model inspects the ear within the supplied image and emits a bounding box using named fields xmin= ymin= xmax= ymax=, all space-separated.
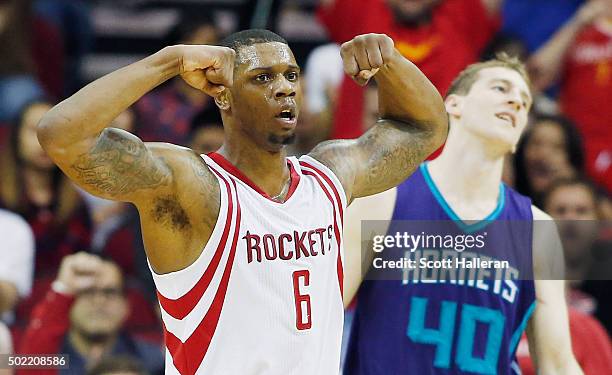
xmin=214 ymin=89 xmax=231 ymax=111
xmin=444 ymin=94 xmax=463 ymax=118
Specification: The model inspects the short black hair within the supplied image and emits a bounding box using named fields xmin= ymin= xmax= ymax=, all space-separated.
xmin=219 ymin=29 xmax=287 ymax=61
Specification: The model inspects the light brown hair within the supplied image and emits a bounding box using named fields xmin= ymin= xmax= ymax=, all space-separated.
xmin=447 ymin=53 xmax=531 ymax=97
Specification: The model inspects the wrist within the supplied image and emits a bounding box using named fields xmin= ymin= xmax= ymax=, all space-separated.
xmin=154 ymin=45 xmax=184 ymax=78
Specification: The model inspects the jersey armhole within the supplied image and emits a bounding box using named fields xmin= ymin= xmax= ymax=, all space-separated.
xmin=298 ymin=154 xmax=348 ymax=210
xmin=148 ymin=155 xmax=232 ymax=298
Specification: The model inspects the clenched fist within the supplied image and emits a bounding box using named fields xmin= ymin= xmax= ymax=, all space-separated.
xmin=55 ymin=252 xmax=104 ymax=295
xmin=178 ymin=45 xmax=236 ymax=97
xmin=340 ymin=33 xmax=395 ymax=86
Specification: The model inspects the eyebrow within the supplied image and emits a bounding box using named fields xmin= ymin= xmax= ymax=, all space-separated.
xmin=246 ymin=65 xmax=301 ymax=73
xmin=492 ymin=78 xmax=532 ymax=104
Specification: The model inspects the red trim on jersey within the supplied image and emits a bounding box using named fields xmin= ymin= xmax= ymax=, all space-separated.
xmin=156 ymin=167 xmax=234 ymax=320
xmin=208 ymin=152 xmax=300 ymax=203
xmin=302 ymin=169 xmax=344 ymax=296
xmin=284 ymin=159 xmax=300 ymax=201
xmin=164 ymin=176 xmax=242 ymax=375
xmin=299 ymin=161 xmax=344 ymax=226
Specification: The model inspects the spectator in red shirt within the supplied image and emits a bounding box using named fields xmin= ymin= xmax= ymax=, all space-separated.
xmin=0 ymin=101 xmax=90 ymax=277
xmin=528 ymin=0 xmax=612 ymax=193
xmin=317 ymin=0 xmax=502 ymax=138
xmin=18 ymin=253 xmax=163 ymax=375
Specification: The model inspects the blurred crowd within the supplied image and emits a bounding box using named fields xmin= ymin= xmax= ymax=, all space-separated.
xmin=0 ymin=0 xmax=610 ymax=374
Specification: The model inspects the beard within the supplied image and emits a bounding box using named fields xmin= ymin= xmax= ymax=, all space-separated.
xmin=268 ymin=133 xmax=297 ymax=146
xmin=74 ymin=325 xmax=114 ymax=344
xmin=388 ymin=1 xmax=437 ymax=27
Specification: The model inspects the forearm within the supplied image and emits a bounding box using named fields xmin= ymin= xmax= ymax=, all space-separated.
xmin=539 ymin=358 xmax=584 ymax=375
xmin=38 ymin=46 xmax=182 ymax=149
xmin=375 ymin=50 xmax=447 ymax=147
xmin=529 ymin=14 xmax=587 ymax=89
xmin=0 ymin=281 xmax=18 ymax=313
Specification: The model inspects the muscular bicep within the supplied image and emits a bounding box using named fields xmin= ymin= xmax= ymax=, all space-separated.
xmin=309 ymin=118 xmax=440 ymax=202
xmin=47 ymin=127 xmax=172 ymax=202
xmin=351 ymin=119 xmax=438 ymax=197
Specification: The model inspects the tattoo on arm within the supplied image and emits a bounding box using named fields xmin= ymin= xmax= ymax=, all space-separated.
xmin=310 ymin=119 xmax=432 ymax=201
xmin=356 ymin=120 xmax=428 ymax=194
xmin=71 ymin=128 xmax=170 ymax=197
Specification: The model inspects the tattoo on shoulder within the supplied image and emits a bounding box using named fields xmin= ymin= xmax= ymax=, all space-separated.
xmin=71 ymin=128 xmax=169 ymax=196
xmin=189 ymin=153 xmax=209 ymax=178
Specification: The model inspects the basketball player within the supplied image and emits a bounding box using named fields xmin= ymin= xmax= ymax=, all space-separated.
xmin=342 ymin=55 xmax=583 ymax=374
xmin=36 ymin=30 xmax=448 ymax=374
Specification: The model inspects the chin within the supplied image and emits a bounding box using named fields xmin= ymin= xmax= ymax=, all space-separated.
xmin=268 ymin=133 xmax=297 ymax=147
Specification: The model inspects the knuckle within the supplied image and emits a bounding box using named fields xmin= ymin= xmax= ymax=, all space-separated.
xmin=340 ymin=43 xmax=351 ymax=55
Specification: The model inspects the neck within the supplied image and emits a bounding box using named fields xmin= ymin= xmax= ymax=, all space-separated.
xmin=427 ymin=125 xmax=506 ymax=219
xmin=217 ymin=134 xmax=290 ymax=199
xmin=68 ymin=329 xmax=117 ymax=362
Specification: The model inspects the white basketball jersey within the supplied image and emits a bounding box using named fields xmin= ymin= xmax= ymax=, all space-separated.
xmin=149 ymin=153 xmax=346 ymax=375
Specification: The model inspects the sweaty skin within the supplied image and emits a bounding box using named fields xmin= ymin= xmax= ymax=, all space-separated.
xmin=37 ymin=35 xmax=447 ymax=277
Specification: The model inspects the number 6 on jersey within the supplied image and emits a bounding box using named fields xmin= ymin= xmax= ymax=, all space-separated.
xmin=292 ymin=270 xmax=312 ymax=330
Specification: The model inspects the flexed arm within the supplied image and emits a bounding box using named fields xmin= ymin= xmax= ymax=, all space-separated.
xmin=37 ymin=45 xmax=235 ymax=203
xmin=309 ymin=34 xmax=448 ymax=202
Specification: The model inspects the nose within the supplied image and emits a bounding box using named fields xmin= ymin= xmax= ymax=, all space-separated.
xmin=274 ymin=76 xmax=296 ymax=98
xmin=506 ymin=89 xmax=522 ymax=111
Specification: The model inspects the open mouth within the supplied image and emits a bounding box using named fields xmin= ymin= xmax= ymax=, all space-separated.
xmin=276 ymin=109 xmax=296 ymax=125
xmin=495 ymin=113 xmax=515 ymax=127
